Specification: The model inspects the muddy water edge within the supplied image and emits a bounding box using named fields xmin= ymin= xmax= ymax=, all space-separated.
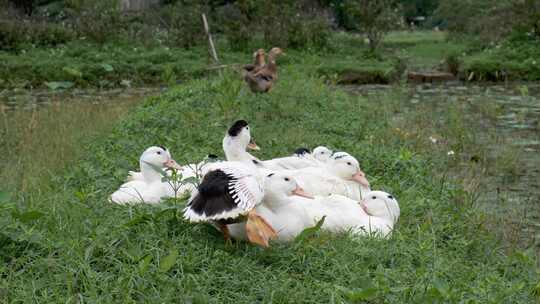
xmin=343 ymin=82 xmax=540 ymax=257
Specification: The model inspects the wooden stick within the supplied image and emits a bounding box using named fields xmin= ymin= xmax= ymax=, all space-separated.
xmin=205 ymin=64 xmax=242 ymax=71
xmin=201 ymin=13 xmax=219 ymax=64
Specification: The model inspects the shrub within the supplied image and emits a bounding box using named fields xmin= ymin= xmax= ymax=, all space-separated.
xmin=218 ymin=3 xmax=255 ymax=51
xmin=66 ymin=1 xmax=124 ymax=44
xmin=342 ymin=0 xmax=402 ymax=53
xmin=0 ymin=19 xmax=75 ymax=51
xmin=159 ymin=1 xmax=207 ymax=49
xmin=444 ymin=53 xmax=461 ymax=75
xmin=259 ymin=1 xmax=331 ymax=50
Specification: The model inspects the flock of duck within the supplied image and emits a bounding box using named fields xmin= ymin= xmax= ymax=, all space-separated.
xmin=242 ymin=47 xmax=283 ymax=93
xmin=110 ymin=120 xmax=400 ymax=247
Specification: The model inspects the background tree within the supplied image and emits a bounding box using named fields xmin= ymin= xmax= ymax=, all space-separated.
xmin=344 ymin=0 xmax=401 ymax=53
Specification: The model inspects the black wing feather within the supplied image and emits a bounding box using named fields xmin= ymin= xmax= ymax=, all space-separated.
xmin=188 ymin=170 xmax=238 ymax=217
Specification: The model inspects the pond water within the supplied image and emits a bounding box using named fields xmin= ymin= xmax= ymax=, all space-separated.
xmin=0 ymin=87 xmax=162 ymax=112
xmin=343 ymin=82 xmax=540 ymax=248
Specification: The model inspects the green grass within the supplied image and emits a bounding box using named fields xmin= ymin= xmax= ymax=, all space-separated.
xmin=1 ymin=70 xmax=538 ymax=303
xmin=463 ymin=42 xmax=540 ymax=81
xmin=384 ymin=31 xmax=447 ymax=45
xmin=0 ymin=93 xmax=143 ymax=192
xmin=0 ymin=41 xmax=249 ymax=89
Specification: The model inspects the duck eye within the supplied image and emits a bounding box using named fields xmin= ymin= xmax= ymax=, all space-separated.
xmin=372 ymin=196 xmax=377 ymax=199
xmin=157 ymin=151 xmax=162 ymax=155
xmin=347 ymin=162 xmax=352 ymax=165
xmin=284 ymin=177 xmax=290 ymax=181
xmin=246 ymin=126 xmax=249 ymax=130
xmin=388 ymin=195 xmax=393 ymax=199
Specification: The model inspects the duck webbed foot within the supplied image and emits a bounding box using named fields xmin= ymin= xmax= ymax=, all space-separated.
xmin=245 ymin=210 xmax=277 ymax=247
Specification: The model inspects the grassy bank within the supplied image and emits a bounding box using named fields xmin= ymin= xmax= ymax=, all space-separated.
xmin=0 ymin=91 xmax=147 ymax=192
xmin=4 ymin=31 xmax=540 ymax=88
xmin=3 ymin=30 xmax=539 ymax=89
xmin=1 ymin=71 xmax=538 ymax=302
xmin=463 ymin=39 xmax=540 ymax=81
xmin=0 ymin=41 xmax=246 ymax=89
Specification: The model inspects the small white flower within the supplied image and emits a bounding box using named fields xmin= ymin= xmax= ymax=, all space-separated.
xmin=429 ymin=136 xmax=438 ymax=144
xmin=447 ymin=150 xmax=455 ymax=156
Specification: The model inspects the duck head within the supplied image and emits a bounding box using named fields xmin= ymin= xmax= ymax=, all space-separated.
xmin=139 ymin=146 xmax=181 ymax=182
xmin=328 ymin=152 xmax=370 ymax=188
xmin=313 ymin=146 xmax=333 ymax=162
xmin=222 ymin=120 xmax=260 ymax=162
xmin=253 ymin=49 xmax=266 ymax=66
xmin=264 ymin=172 xmax=314 ymax=204
xmin=268 ymin=47 xmax=285 ymax=62
xmin=360 ymin=191 xmax=400 ymax=224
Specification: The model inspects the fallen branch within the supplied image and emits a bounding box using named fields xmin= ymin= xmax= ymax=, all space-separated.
xmin=205 ymin=64 xmax=242 ymax=71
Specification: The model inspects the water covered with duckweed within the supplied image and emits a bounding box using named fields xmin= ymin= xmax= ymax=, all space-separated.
xmin=343 ymin=82 xmax=540 ymax=248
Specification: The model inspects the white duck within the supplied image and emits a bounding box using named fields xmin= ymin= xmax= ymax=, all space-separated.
xmin=229 ymin=173 xmax=399 ymax=241
xmin=285 ymin=152 xmax=371 ymax=200
xmin=222 ymin=120 xmax=260 ymax=163
xmin=184 ymin=120 xmax=276 ymax=247
xmin=221 ymin=120 xmax=333 ymax=171
xmin=312 ymin=146 xmax=333 ymax=162
xmin=256 ymin=145 xmax=333 ymax=171
xmin=110 ymin=146 xmax=183 ymax=204
xmin=228 ymin=172 xmax=315 ymax=242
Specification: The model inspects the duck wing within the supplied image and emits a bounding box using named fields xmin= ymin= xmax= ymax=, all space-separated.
xmin=184 ymin=162 xmax=264 ymax=222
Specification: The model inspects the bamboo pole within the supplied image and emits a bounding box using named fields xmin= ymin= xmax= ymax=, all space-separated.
xmin=201 ymin=14 xmax=219 ymax=64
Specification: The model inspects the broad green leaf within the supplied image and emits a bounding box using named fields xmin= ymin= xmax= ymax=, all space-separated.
xmin=346 ymin=287 xmax=378 ymax=301
xmin=11 ymin=210 xmax=45 ymax=224
xmin=182 ymin=177 xmax=199 ymax=185
xmin=45 ymin=81 xmax=74 ymax=90
xmin=123 ymin=214 xmax=152 ymax=227
xmin=0 ymin=191 xmax=10 ymax=203
xmin=120 ymin=79 xmax=132 ymax=87
xmin=294 ymin=216 xmax=326 ymax=242
xmin=159 ymin=249 xmax=178 ymax=273
xmin=153 ymin=208 xmax=176 ymax=220
xmin=62 ymin=67 xmax=83 ymax=78
xmin=100 ymin=63 xmax=114 ymax=72
xmin=139 ymin=254 xmax=153 ymax=274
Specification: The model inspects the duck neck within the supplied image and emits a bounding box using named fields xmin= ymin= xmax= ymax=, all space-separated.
xmin=263 ymin=192 xmax=292 ymax=211
xmin=140 ymin=161 xmax=163 ymax=183
xmin=223 ymin=136 xmax=252 ymax=162
xmin=266 ymin=58 xmax=277 ymax=74
xmin=325 ymin=163 xmax=340 ymax=178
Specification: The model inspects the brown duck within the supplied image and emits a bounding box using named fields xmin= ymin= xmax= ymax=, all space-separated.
xmin=244 ymin=47 xmax=284 ymax=93
xmin=243 ymin=49 xmax=266 ymax=74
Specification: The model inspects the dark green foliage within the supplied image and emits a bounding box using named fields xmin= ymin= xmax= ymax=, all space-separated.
xmin=218 ymin=2 xmax=254 ymax=51
xmin=444 ymin=52 xmax=460 ymax=75
xmin=159 ymin=1 xmax=208 ymax=49
xmin=399 ymin=0 xmax=439 ymax=19
xmin=463 ymin=39 xmax=540 ymax=81
xmin=0 ymin=19 xmax=75 ymax=51
xmin=341 ymin=0 xmax=402 ymax=52
xmin=217 ymin=0 xmax=331 ymax=51
xmin=435 ymin=0 xmax=540 ymax=43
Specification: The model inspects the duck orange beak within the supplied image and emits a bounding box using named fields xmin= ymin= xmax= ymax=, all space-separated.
xmin=292 ymin=186 xmax=314 ymax=199
xmin=247 ymin=138 xmax=260 ymax=150
xmin=352 ymin=171 xmax=370 ymax=187
xmin=163 ymin=159 xmax=183 ymax=170
xmin=359 ymin=199 xmax=371 ymax=215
